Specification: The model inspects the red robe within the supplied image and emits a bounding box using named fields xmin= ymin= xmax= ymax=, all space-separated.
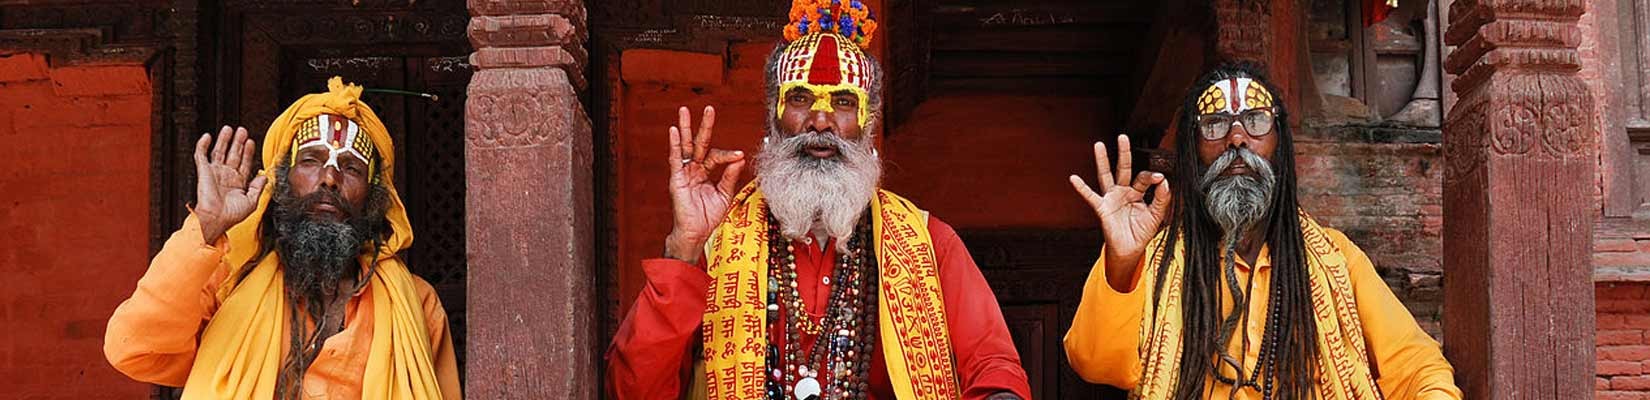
xmin=606 ymin=216 xmax=1032 ymax=399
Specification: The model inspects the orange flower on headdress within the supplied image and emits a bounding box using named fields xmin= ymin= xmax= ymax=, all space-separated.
xmin=784 ymin=0 xmax=877 ymax=48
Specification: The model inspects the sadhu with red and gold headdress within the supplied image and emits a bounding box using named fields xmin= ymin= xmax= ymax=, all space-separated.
xmin=605 ymin=1 xmax=1031 ymax=399
xmin=105 ymin=78 xmax=460 ymax=400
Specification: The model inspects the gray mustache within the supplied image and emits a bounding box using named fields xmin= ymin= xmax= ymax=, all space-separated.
xmin=1200 ymin=148 xmax=1275 ymax=189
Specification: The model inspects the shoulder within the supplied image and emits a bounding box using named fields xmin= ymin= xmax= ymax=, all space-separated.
xmin=405 ymin=273 xmax=448 ymax=319
xmin=1318 ymin=226 xmax=1367 ymax=255
xmin=926 ymin=214 xmax=958 ymax=239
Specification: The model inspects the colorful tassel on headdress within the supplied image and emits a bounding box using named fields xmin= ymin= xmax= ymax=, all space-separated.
xmin=785 ymin=0 xmax=878 ymax=48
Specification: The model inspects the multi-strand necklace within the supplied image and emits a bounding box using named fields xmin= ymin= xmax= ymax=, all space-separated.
xmin=764 ymin=213 xmax=879 ymax=400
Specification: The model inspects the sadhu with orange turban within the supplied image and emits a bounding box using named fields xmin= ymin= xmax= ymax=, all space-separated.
xmin=105 ymin=77 xmax=460 ymax=400
xmin=604 ymin=1 xmax=1031 ymax=399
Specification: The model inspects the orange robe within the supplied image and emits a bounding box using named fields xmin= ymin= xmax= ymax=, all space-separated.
xmin=606 ymin=216 xmax=1032 ymax=399
xmin=104 ymin=215 xmax=462 ymax=400
xmin=1063 ymin=228 xmax=1461 ymax=400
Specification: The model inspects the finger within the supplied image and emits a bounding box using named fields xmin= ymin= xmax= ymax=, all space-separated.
xmin=1093 ymin=142 xmax=1114 ymax=192
xmin=1116 ymin=134 xmax=1133 ymax=188
xmin=1129 ymin=171 xmax=1158 ymax=196
xmin=1150 ymin=174 xmax=1172 ymax=218
xmin=692 ymin=106 xmax=716 ymax=162
xmin=212 ymin=125 xmax=233 ymax=164
xmin=237 ymin=136 xmax=257 ymax=179
xmin=245 ymin=174 xmax=268 ymax=200
xmin=668 ymin=126 xmax=685 ymax=173
xmin=225 ymin=127 xmax=247 ymax=174
xmin=194 ymin=133 xmax=212 ymax=169
xmin=677 ymin=106 xmax=694 ymax=160
xmin=703 ymin=148 xmax=745 ymax=168
xmin=1068 ymin=175 xmax=1104 ymax=210
xmin=717 ymin=159 xmax=747 ymax=196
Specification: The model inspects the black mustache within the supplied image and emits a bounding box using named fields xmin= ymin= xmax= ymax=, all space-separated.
xmin=295 ymin=188 xmax=354 ymax=218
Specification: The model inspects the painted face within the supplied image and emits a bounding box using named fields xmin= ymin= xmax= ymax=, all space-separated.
xmin=1194 ymin=77 xmax=1276 ymax=141
xmin=773 ymin=33 xmax=873 ymax=127
xmin=290 ymin=113 xmax=378 ymax=181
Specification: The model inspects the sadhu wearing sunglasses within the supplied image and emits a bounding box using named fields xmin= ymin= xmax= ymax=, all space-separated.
xmin=1061 ymin=65 xmax=1462 ymax=400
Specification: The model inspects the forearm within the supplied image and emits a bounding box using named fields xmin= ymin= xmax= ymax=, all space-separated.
xmin=104 ymin=214 xmax=226 ymax=385
xmin=1065 ymin=251 xmax=1147 ymax=388
xmin=606 ymin=258 xmax=712 ymax=400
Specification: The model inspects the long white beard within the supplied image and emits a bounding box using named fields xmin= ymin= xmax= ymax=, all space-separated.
xmin=756 ymin=130 xmax=882 ymax=251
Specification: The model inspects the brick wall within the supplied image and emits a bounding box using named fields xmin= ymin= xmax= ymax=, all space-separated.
xmin=1597 ymin=282 xmax=1650 ymax=399
xmin=1296 ymin=129 xmax=1446 ymax=337
xmin=0 ymin=52 xmax=153 ymax=398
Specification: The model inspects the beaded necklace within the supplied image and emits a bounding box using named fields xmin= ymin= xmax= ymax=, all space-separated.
xmin=764 ymin=213 xmax=879 ymax=400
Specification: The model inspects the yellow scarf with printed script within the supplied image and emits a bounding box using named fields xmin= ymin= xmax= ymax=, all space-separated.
xmin=180 ymin=77 xmax=444 ymax=400
xmin=1132 ymin=210 xmax=1381 ymax=400
xmin=699 ymin=184 xmax=961 ymax=399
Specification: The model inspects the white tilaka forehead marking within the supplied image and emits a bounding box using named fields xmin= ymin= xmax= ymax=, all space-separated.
xmin=297 ymin=114 xmax=369 ymax=170
xmin=1209 ymin=77 xmax=1259 ymax=113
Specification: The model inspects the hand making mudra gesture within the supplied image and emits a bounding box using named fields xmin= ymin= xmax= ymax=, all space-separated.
xmin=193 ymin=125 xmax=268 ymax=244
xmin=661 ymin=106 xmax=748 ymax=264
xmin=1068 ymin=134 xmax=1173 ymax=290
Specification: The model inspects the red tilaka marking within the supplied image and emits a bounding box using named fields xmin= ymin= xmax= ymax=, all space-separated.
xmin=807 ymin=35 xmax=844 ymax=85
xmin=1228 ymin=78 xmax=1240 ymax=113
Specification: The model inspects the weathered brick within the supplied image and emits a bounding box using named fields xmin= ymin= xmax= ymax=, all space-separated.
xmin=1601 ymin=361 xmax=1645 ymax=376
xmin=1601 ymin=330 xmax=1648 ymax=345
xmin=1599 ymin=390 xmax=1650 ymax=400
xmin=1602 ymin=283 xmax=1650 ymax=299
xmin=1601 ymin=346 xmax=1650 ymax=362
xmin=1602 ymin=238 xmax=1643 ymax=252
xmin=1604 ymin=300 xmax=1650 ymax=314
xmin=1615 ymin=376 xmax=1650 ymax=391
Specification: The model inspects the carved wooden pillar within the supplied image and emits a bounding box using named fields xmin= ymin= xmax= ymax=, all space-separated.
xmin=1441 ymin=0 xmax=1596 ymax=398
xmin=465 ymin=0 xmax=595 ymax=398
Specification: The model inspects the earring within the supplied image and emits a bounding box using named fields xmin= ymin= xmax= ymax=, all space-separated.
xmin=763 ymin=136 xmax=770 ymax=145
xmin=871 ymin=148 xmax=879 ymax=157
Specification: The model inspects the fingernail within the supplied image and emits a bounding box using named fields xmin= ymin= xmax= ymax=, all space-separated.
xmin=1154 ymin=173 xmax=1164 ymax=179
xmin=734 ymin=151 xmax=743 ymax=156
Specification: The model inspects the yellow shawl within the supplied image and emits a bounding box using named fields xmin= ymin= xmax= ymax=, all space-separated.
xmin=699 ymin=184 xmax=961 ymax=399
xmin=180 ymin=77 xmax=444 ymax=399
xmin=1133 ymin=210 xmax=1382 ymax=400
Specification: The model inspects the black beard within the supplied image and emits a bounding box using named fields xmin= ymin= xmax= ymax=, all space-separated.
xmin=268 ymin=183 xmax=382 ymax=301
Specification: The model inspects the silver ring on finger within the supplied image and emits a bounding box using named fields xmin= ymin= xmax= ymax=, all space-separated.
xmin=681 ymin=158 xmax=693 ymax=166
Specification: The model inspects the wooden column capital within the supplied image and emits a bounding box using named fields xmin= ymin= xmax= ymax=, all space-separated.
xmin=1441 ymin=0 xmax=1597 ymax=398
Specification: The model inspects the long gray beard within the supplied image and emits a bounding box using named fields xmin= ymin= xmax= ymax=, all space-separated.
xmin=756 ymin=129 xmax=882 ymax=251
xmin=1200 ymin=147 xmax=1277 ymax=239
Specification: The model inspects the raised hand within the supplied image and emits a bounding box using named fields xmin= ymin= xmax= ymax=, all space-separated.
xmin=663 ymin=106 xmax=748 ymax=264
xmin=1067 ymin=134 xmax=1171 ymax=289
xmin=194 ymin=126 xmax=267 ymax=244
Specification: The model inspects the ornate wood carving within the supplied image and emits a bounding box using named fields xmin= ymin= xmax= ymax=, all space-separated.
xmin=1441 ymin=0 xmax=1597 ymax=397
xmin=464 ymin=0 xmax=596 ymax=398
